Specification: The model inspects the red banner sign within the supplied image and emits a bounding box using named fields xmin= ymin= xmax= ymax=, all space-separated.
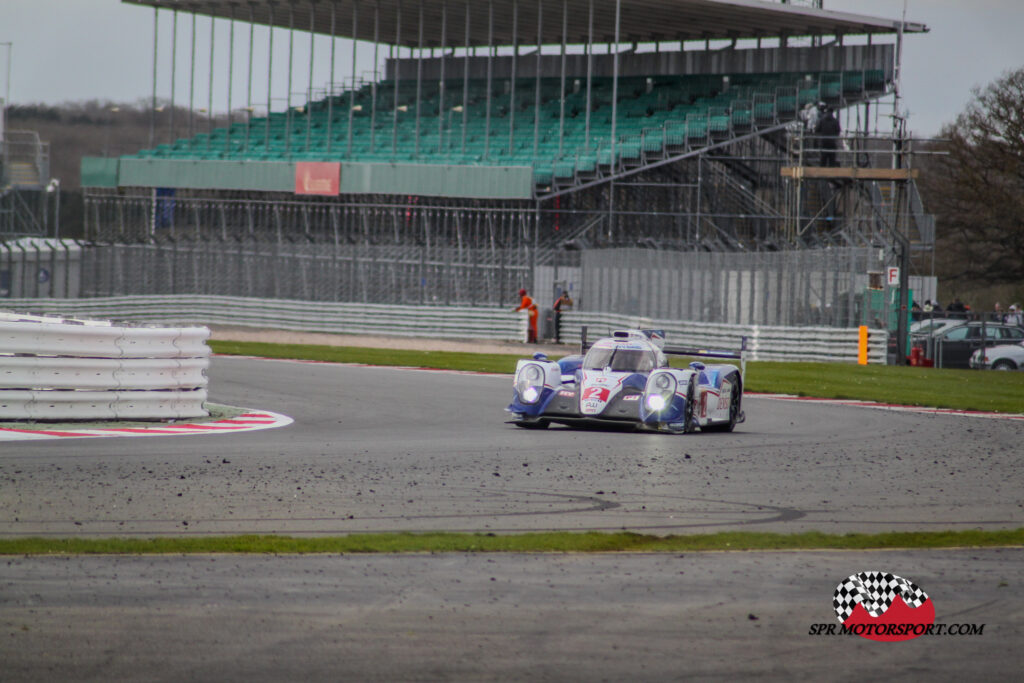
xmin=294 ymin=162 xmax=340 ymax=195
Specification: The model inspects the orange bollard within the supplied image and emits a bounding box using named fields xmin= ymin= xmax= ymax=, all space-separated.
xmin=857 ymin=326 xmax=869 ymax=365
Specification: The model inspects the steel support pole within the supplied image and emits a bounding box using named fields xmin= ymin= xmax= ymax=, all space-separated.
xmin=285 ymin=4 xmax=294 ymax=157
xmin=558 ymin=0 xmax=567 ymax=157
xmin=483 ymin=0 xmax=493 ymax=160
xmin=306 ymin=1 xmax=315 ymax=152
xmin=245 ymin=5 xmax=254 ymax=154
xmin=327 ymin=2 xmax=337 ymax=153
xmin=392 ymin=0 xmax=402 ymax=156
xmin=208 ymin=14 xmax=215 ymax=153
xmin=265 ymin=5 xmax=274 ymax=149
xmin=169 ymin=9 xmax=177 ymax=145
xmin=415 ymin=0 xmax=424 ymax=157
xmin=585 ymin=0 xmax=593 ymax=149
xmin=508 ymin=0 xmax=518 ymax=155
xmin=348 ymin=1 xmax=359 ymax=157
xmin=461 ymin=1 xmax=469 ymax=154
xmin=226 ymin=6 xmax=235 ymax=155
xmin=150 ymin=7 xmax=158 ymax=149
xmin=437 ymin=0 xmax=447 ymax=153
xmin=610 ymin=0 xmax=620 ymax=169
xmin=188 ymin=13 xmax=197 ymax=146
xmin=533 ymin=0 xmax=542 ymax=158
xmin=609 ymin=0 xmax=621 ymax=239
xmin=370 ymin=0 xmax=379 ymax=152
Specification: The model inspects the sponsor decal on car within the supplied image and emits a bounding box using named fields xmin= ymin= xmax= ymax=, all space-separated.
xmin=717 ymin=381 xmax=732 ymax=411
xmin=622 ymin=395 xmax=640 ymax=401
xmin=582 ymin=387 xmax=611 ymax=402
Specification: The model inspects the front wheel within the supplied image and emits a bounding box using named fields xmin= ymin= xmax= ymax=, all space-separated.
xmin=682 ymin=376 xmax=699 ymax=434
xmin=992 ymin=360 xmax=1017 ymax=371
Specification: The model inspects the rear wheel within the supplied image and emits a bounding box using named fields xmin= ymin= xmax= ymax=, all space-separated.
xmin=704 ymin=373 xmax=742 ymax=432
xmin=992 ymin=359 xmax=1017 ymax=371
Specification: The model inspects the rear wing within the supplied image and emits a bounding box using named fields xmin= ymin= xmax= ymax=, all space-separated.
xmin=580 ymin=325 xmax=747 ymax=378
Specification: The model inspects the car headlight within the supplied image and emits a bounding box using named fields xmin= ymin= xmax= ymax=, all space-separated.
xmin=516 ymin=363 xmax=545 ymax=404
xmin=645 ymin=372 xmax=676 ymax=412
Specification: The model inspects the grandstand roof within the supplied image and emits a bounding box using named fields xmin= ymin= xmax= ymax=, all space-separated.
xmin=123 ymin=0 xmax=926 ymax=48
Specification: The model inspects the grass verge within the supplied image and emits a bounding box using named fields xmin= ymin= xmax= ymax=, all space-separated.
xmin=2 ymin=529 xmax=1022 ymax=556
xmin=210 ymin=340 xmax=1024 ymax=413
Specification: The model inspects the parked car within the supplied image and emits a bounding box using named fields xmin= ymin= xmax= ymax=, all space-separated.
xmin=916 ymin=322 xmax=1024 ymax=369
xmin=969 ymin=341 xmax=1024 ymax=370
xmin=909 ymin=318 xmax=961 ymax=339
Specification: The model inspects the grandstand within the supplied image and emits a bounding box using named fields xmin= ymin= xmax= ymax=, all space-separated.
xmin=73 ymin=0 xmax=932 ymax=333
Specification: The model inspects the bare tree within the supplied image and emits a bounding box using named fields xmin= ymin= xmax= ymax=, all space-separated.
xmin=921 ymin=68 xmax=1024 ymax=285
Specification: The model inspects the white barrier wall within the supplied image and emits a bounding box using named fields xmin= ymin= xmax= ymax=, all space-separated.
xmin=0 ymin=311 xmax=210 ymax=420
xmin=2 ymin=296 xmax=885 ymax=364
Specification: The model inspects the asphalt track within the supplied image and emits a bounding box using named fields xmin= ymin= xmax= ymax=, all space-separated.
xmin=1 ymin=356 xmax=1022 ymax=680
xmin=2 ymin=356 xmax=1022 ymax=536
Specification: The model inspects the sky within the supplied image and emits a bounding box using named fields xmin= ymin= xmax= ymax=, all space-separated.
xmin=2 ymin=0 xmax=1023 ymax=137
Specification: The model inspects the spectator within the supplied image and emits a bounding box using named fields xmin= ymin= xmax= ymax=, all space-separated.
xmin=515 ymin=288 xmax=539 ymax=343
xmin=992 ymin=302 xmax=1005 ymax=323
xmin=922 ymin=300 xmax=934 ymax=313
xmin=948 ymin=297 xmax=967 ymax=318
xmin=816 ymin=104 xmax=841 ymax=167
xmin=552 ymin=289 xmax=574 ymax=344
xmin=911 ymin=300 xmax=922 ymax=321
xmin=1008 ymin=304 xmax=1023 ymax=327
xmin=800 ymin=102 xmax=821 ymax=134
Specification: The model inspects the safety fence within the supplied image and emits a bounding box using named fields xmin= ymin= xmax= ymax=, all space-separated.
xmin=3 ymin=296 xmax=883 ymax=363
xmin=0 ymin=311 xmax=210 ymax=420
xmin=559 ymin=311 xmax=886 ymax=364
xmin=2 ymin=296 xmax=526 ymax=342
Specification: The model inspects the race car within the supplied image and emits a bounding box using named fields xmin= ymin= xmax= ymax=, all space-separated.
xmin=506 ymin=328 xmax=745 ymax=433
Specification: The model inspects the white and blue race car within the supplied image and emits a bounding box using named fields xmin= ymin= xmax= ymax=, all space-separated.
xmin=507 ymin=328 xmax=745 ymax=433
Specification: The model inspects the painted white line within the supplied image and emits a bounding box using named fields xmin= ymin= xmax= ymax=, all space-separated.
xmin=0 ymin=409 xmax=293 ymax=442
xmin=750 ymin=393 xmax=1024 ymax=421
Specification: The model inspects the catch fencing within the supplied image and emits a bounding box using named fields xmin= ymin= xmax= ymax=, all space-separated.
xmin=0 ymin=311 xmax=210 ymax=420
xmin=2 ymin=296 xmax=884 ymax=363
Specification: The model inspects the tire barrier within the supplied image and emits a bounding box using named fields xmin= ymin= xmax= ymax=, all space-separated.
xmin=0 ymin=311 xmax=210 ymax=420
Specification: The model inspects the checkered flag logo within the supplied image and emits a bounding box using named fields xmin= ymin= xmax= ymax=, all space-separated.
xmin=833 ymin=571 xmax=930 ymax=623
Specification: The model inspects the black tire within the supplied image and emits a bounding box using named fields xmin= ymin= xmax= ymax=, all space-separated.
xmin=682 ymin=376 xmax=699 ymax=434
xmin=992 ymin=359 xmax=1017 ymax=371
xmin=514 ymin=418 xmax=550 ymax=429
xmin=704 ymin=373 xmax=742 ymax=433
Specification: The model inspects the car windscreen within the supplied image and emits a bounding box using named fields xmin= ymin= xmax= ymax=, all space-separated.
xmin=583 ymin=347 xmax=655 ymax=372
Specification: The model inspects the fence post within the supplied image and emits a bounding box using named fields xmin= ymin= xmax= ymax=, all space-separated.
xmin=858 ymin=325 xmax=869 ymax=365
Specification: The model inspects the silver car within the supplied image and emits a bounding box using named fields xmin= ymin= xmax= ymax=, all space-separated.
xmin=969 ymin=341 xmax=1024 ymax=370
